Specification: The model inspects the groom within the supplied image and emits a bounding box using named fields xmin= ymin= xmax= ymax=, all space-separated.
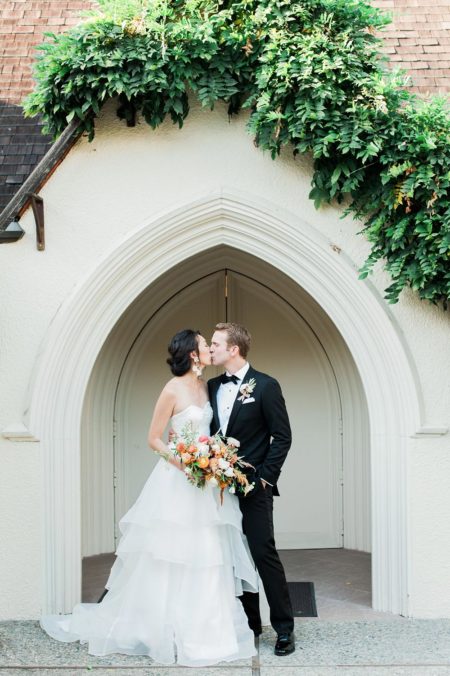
xmin=208 ymin=322 xmax=295 ymax=656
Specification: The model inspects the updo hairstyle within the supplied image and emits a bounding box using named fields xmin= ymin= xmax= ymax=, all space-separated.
xmin=167 ymin=329 xmax=201 ymax=376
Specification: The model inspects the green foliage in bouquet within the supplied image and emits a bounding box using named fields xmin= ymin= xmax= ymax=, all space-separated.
xmin=23 ymin=0 xmax=450 ymax=306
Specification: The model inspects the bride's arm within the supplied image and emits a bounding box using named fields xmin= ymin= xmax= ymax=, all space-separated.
xmin=147 ymin=387 xmax=184 ymax=471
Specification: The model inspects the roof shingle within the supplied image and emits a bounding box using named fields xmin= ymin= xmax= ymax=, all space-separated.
xmin=373 ymin=0 xmax=450 ymax=94
xmin=0 ymin=0 xmax=94 ymax=216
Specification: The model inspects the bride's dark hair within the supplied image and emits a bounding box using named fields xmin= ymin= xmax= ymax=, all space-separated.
xmin=167 ymin=329 xmax=201 ymax=376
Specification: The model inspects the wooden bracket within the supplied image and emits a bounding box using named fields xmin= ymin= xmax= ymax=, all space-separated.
xmin=30 ymin=193 xmax=45 ymax=250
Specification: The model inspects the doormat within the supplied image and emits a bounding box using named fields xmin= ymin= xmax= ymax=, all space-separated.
xmin=287 ymin=581 xmax=318 ymax=617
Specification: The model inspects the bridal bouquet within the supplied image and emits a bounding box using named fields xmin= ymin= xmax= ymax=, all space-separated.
xmin=169 ymin=423 xmax=254 ymax=504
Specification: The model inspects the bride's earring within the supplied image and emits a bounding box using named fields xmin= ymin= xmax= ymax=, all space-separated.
xmin=192 ymin=356 xmax=202 ymax=377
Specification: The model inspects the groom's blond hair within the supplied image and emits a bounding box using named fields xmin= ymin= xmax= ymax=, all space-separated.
xmin=215 ymin=322 xmax=251 ymax=359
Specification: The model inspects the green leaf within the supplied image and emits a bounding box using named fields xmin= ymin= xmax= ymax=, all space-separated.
xmin=22 ymin=0 xmax=450 ymax=308
xmin=331 ymin=166 xmax=342 ymax=185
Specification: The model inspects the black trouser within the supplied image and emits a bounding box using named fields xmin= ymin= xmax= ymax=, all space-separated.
xmin=239 ymin=485 xmax=294 ymax=634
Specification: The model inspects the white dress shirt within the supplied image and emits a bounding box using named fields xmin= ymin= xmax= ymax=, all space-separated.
xmin=217 ymin=362 xmax=250 ymax=436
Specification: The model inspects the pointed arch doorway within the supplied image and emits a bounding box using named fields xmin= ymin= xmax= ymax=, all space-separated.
xmin=28 ymin=193 xmax=420 ymax=616
xmin=81 ymin=248 xmax=371 ymax=584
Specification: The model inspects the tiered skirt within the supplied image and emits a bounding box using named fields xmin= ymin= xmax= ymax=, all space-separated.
xmin=41 ymin=459 xmax=258 ymax=666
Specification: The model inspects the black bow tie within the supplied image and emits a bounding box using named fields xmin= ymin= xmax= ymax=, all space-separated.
xmin=220 ymin=373 xmax=239 ymax=385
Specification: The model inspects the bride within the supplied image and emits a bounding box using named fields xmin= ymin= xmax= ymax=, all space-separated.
xmin=40 ymin=329 xmax=258 ymax=666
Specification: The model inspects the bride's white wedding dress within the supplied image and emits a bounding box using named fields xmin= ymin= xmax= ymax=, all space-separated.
xmin=40 ymin=402 xmax=258 ymax=666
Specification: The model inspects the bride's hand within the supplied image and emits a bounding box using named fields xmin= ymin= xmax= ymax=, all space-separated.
xmin=170 ymin=457 xmax=184 ymax=473
xmin=157 ymin=449 xmax=183 ymax=472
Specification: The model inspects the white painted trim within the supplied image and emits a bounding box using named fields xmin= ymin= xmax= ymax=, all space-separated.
xmin=412 ymin=427 xmax=448 ymax=437
xmin=1 ymin=423 xmax=39 ymax=442
xmin=80 ymin=369 xmax=116 ymax=557
xmin=25 ymin=190 xmax=422 ymax=616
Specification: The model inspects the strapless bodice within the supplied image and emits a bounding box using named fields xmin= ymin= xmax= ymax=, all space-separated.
xmin=170 ymin=402 xmax=213 ymax=438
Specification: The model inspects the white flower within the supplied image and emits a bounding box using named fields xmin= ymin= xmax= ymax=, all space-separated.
xmin=211 ymin=443 xmax=220 ymax=452
xmin=185 ymin=467 xmax=192 ymax=475
xmin=197 ymin=443 xmax=209 ymax=456
xmin=226 ymin=437 xmax=240 ymax=448
xmin=208 ymin=477 xmax=218 ymax=487
xmin=229 ymin=485 xmax=236 ymax=494
xmin=224 ymin=467 xmax=234 ymax=477
xmin=218 ymin=458 xmax=230 ymax=470
xmin=238 ymin=378 xmax=257 ymax=401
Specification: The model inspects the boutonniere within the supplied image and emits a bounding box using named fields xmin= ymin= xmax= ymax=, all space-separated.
xmin=238 ymin=378 xmax=256 ymax=402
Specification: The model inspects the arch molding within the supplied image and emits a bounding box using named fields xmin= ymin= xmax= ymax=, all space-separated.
xmin=26 ymin=191 xmax=421 ymax=616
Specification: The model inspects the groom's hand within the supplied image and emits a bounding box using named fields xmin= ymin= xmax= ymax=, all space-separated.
xmin=261 ymin=479 xmax=268 ymax=490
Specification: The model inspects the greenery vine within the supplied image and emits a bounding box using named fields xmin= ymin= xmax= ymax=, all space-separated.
xmin=24 ymin=0 xmax=450 ymax=307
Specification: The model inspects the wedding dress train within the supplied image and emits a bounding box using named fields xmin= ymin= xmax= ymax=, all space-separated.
xmin=40 ymin=402 xmax=258 ymax=666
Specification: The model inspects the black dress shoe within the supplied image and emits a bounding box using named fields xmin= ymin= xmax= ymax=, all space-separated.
xmin=274 ymin=631 xmax=295 ymax=656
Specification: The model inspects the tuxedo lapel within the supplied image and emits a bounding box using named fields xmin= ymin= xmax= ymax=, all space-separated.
xmin=226 ymin=366 xmax=256 ymax=436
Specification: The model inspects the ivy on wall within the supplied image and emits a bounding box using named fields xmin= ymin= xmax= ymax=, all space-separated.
xmin=24 ymin=0 xmax=450 ymax=307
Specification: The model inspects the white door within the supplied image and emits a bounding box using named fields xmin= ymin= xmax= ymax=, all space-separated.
xmin=114 ymin=270 xmax=343 ymax=548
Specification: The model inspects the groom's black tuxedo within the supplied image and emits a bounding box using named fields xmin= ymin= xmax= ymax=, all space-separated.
xmin=208 ymin=365 xmax=294 ymax=635
xmin=208 ymin=366 xmax=291 ymax=495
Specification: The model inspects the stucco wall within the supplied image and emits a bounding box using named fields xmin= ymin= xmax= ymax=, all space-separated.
xmin=0 ymin=98 xmax=449 ymax=619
